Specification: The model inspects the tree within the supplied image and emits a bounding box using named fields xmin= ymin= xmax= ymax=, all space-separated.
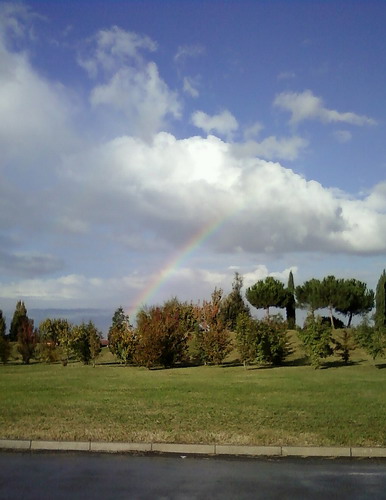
xmin=375 ymin=270 xmax=386 ymax=329
xmin=193 ymin=288 xmax=232 ymax=365
xmin=9 ymin=300 xmax=27 ymax=342
xmin=135 ymin=299 xmax=192 ymax=368
xmin=0 ymin=310 xmax=6 ymax=338
xmin=235 ymin=312 xmax=257 ymax=367
xmin=0 ymin=310 xmax=10 ymax=364
xmin=319 ymin=275 xmax=342 ymax=328
xmin=332 ymin=329 xmax=356 ymax=365
xmin=38 ymin=318 xmax=72 ymax=363
xmin=298 ymin=314 xmax=333 ymax=368
xmin=235 ymin=313 xmax=291 ymax=367
xmin=71 ymin=321 xmax=101 ymax=366
xmin=108 ymin=307 xmax=137 ymax=365
xmin=335 ymin=279 xmax=374 ymax=327
xmin=17 ymin=317 xmax=38 ymax=364
xmin=220 ymin=272 xmax=250 ymax=330
xmin=246 ymin=277 xmax=287 ymax=317
xmin=286 ymin=271 xmax=296 ymax=329
xmin=354 ymin=316 xmax=385 ymax=361
xmin=296 ymin=279 xmax=323 ymax=316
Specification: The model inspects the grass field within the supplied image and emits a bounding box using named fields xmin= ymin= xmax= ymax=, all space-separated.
xmin=1 ymin=339 xmax=385 ymax=447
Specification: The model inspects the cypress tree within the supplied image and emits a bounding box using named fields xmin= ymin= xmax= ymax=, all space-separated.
xmin=0 ymin=310 xmax=6 ymax=337
xmin=375 ymin=270 xmax=386 ymax=329
xmin=9 ymin=301 xmax=28 ymax=342
xmin=286 ymin=271 xmax=296 ymax=329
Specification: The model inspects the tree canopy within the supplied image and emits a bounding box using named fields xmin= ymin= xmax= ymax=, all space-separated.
xmin=246 ymin=277 xmax=287 ymax=316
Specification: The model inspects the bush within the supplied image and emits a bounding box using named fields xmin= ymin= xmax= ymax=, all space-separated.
xmin=235 ymin=313 xmax=257 ymax=366
xmin=298 ymin=314 xmax=333 ymax=368
xmin=193 ymin=289 xmax=232 ymax=365
xmin=135 ymin=300 xmax=192 ymax=368
xmin=17 ymin=318 xmax=38 ymax=364
xmin=36 ymin=342 xmax=60 ymax=363
xmin=0 ymin=335 xmax=11 ymax=364
xmin=255 ymin=315 xmax=292 ymax=366
xmin=70 ymin=321 xmax=101 ymax=366
xmin=109 ymin=324 xmax=138 ymax=365
xmin=332 ymin=329 xmax=356 ymax=364
xmin=354 ymin=316 xmax=385 ymax=360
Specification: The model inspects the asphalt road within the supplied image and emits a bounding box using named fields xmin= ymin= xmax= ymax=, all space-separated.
xmin=0 ymin=452 xmax=385 ymax=499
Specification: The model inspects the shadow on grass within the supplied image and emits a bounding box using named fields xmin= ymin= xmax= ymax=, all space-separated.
xmin=321 ymin=359 xmax=361 ymax=369
xmin=375 ymin=363 xmax=386 ymax=369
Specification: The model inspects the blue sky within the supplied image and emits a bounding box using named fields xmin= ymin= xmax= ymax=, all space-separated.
xmin=1 ymin=1 xmax=386 ymax=328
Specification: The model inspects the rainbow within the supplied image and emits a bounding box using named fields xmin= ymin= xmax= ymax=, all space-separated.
xmin=128 ymin=214 xmax=229 ymax=318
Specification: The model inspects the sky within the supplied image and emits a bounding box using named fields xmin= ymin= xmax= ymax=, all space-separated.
xmin=1 ymin=1 xmax=386 ymax=330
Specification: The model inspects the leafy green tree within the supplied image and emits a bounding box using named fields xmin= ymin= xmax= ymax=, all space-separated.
xmin=375 ymin=269 xmax=386 ymax=329
xmin=296 ymin=278 xmax=323 ymax=315
xmin=246 ymin=277 xmax=287 ymax=317
xmin=286 ymin=271 xmax=296 ymax=329
xmin=17 ymin=317 xmax=38 ymax=364
xmin=254 ymin=315 xmax=291 ymax=366
xmin=235 ymin=312 xmax=257 ymax=367
xmin=71 ymin=321 xmax=101 ymax=366
xmin=236 ymin=314 xmax=291 ymax=367
xmin=9 ymin=300 xmax=27 ymax=342
xmin=335 ymin=279 xmax=374 ymax=327
xmin=0 ymin=310 xmax=10 ymax=364
xmin=0 ymin=310 xmax=5 ymax=338
xmin=135 ymin=299 xmax=192 ymax=368
xmin=332 ymin=329 xmax=356 ymax=365
xmin=354 ymin=316 xmax=385 ymax=361
xmin=298 ymin=314 xmax=333 ymax=368
xmin=108 ymin=307 xmax=137 ymax=365
xmin=193 ymin=288 xmax=232 ymax=365
xmin=38 ymin=318 xmax=72 ymax=363
xmin=319 ymin=275 xmax=342 ymax=328
xmin=220 ymin=272 xmax=250 ymax=330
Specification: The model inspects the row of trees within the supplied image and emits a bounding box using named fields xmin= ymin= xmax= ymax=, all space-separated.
xmin=246 ymin=272 xmax=376 ymax=328
xmin=0 ymin=301 xmax=102 ymax=365
xmin=1 ymin=270 xmax=385 ymax=369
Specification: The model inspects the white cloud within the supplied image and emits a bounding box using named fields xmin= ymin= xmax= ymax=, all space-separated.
xmin=243 ymin=121 xmax=263 ymax=140
xmin=174 ymin=43 xmax=205 ymax=62
xmin=333 ymin=130 xmax=352 ymax=143
xmin=58 ymin=132 xmax=386 ymax=258
xmin=277 ymin=71 xmax=295 ymax=80
xmin=274 ymin=90 xmax=376 ymax=126
xmin=231 ymin=135 xmax=308 ymax=161
xmin=0 ymin=2 xmax=44 ymax=43
xmin=243 ymin=266 xmax=297 ymax=289
xmin=191 ymin=110 xmax=239 ymax=139
xmin=183 ymin=76 xmax=199 ymax=97
xmin=0 ymin=38 xmax=76 ymax=166
xmin=77 ymin=25 xmax=157 ymax=78
xmin=90 ymin=63 xmax=181 ymax=139
xmin=78 ymin=26 xmax=181 ymax=139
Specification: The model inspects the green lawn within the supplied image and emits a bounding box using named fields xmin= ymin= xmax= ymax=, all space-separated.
xmin=0 ymin=346 xmax=385 ymax=446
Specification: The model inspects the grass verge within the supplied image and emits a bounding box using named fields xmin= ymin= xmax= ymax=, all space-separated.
xmin=0 ymin=349 xmax=385 ymax=446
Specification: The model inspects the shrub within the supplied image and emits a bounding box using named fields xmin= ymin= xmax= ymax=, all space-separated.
xmin=193 ymin=289 xmax=232 ymax=365
xmin=255 ymin=315 xmax=291 ymax=366
xmin=235 ymin=312 xmax=257 ymax=366
xmin=108 ymin=307 xmax=138 ymax=365
xmin=71 ymin=321 xmax=101 ymax=366
xmin=0 ymin=335 xmax=11 ymax=364
xmin=298 ymin=314 xmax=333 ymax=368
xmin=332 ymin=329 xmax=356 ymax=364
xmin=17 ymin=317 xmax=38 ymax=364
xmin=135 ymin=299 xmax=192 ymax=368
xmin=354 ymin=316 xmax=385 ymax=361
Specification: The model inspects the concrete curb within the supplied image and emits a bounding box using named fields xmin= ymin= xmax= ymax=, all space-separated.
xmin=0 ymin=440 xmax=385 ymax=458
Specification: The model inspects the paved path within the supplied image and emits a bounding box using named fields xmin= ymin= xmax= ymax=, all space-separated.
xmin=0 ymin=452 xmax=386 ymax=499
